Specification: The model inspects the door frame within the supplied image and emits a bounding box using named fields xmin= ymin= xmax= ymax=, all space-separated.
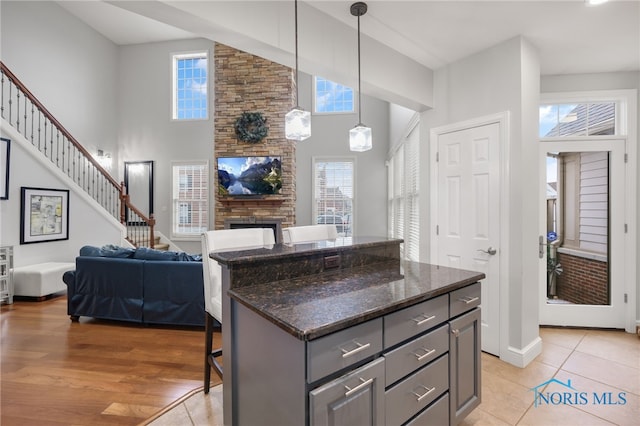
xmin=539 ymin=141 xmax=627 ymax=327
xmin=429 ymin=111 xmax=510 ymax=362
xmin=539 ymin=89 xmax=637 ymax=334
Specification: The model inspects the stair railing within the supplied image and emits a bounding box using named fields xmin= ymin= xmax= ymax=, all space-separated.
xmin=1 ymin=61 xmax=155 ymax=248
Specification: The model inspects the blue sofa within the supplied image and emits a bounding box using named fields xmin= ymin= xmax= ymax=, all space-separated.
xmin=63 ymin=245 xmax=205 ymax=327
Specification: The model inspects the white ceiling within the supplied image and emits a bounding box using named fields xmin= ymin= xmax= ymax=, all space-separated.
xmin=58 ymin=0 xmax=639 ymax=76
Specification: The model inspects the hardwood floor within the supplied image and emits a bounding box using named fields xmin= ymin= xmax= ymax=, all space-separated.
xmin=1 ymin=295 xmax=221 ymax=426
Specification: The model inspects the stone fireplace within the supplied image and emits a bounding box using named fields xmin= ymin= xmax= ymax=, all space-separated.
xmin=213 ymin=43 xmax=296 ymax=234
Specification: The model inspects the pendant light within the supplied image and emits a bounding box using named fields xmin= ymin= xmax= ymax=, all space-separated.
xmin=285 ymin=0 xmax=311 ymax=141
xmin=349 ymin=2 xmax=372 ymax=152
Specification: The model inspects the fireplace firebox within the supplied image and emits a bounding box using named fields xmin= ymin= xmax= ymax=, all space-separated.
xmin=224 ymin=218 xmax=283 ymax=244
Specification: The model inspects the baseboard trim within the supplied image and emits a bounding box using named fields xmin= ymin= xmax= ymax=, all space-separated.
xmin=501 ymin=336 xmax=543 ymax=368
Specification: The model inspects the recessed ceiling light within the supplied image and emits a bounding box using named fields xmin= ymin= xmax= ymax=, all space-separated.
xmin=586 ymin=0 xmax=609 ymax=6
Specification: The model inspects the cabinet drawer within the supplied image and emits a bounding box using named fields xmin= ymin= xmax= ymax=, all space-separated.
xmin=405 ymin=392 xmax=449 ymax=426
xmin=450 ymin=282 xmax=481 ymax=318
xmin=309 ymin=357 xmax=385 ymax=426
xmin=384 ymin=324 xmax=448 ymax=386
xmin=385 ymin=354 xmax=449 ymax=426
xmin=307 ymin=318 xmax=383 ymax=383
xmin=384 ymin=294 xmax=448 ymax=348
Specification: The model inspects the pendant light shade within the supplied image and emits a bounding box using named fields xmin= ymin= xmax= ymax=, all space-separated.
xmin=285 ymin=107 xmax=311 ymax=141
xmin=349 ymin=125 xmax=372 ymax=152
xmin=286 ymin=0 xmax=311 ymax=141
xmin=349 ymin=2 xmax=372 ymax=152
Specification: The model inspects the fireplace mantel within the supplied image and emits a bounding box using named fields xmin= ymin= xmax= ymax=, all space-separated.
xmin=218 ymin=197 xmax=285 ymax=207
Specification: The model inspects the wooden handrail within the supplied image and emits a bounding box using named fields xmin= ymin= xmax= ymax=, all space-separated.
xmin=1 ymin=62 xmax=121 ymax=190
xmin=2 ymin=61 xmax=156 ymax=248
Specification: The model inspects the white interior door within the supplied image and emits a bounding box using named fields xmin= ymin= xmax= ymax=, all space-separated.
xmin=432 ymin=122 xmax=501 ymax=356
xmin=539 ymin=140 xmax=626 ymax=328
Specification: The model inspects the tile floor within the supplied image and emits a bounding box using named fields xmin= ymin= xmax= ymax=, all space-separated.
xmin=145 ymin=328 xmax=639 ymax=425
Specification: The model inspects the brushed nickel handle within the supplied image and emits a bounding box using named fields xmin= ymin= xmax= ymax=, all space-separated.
xmin=459 ymin=296 xmax=479 ymax=304
xmin=477 ymin=246 xmax=497 ymax=255
xmin=413 ymin=314 xmax=436 ymax=326
xmin=412 ymin=385 xmax=436 ymax=401
xmin=344 ymin=377 xmax=373 ymax=397
xmin=451 ymin=328 xmax=460 ymax=337
xmin=413 ymin=347 xmax=436 ymax=361
xmin=340 ymin=341 xmax=371 ymax=358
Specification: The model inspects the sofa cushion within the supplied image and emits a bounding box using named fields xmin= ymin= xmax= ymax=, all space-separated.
xmin=79 ymin=245 xmax=135 ymax=258
xmin=133 ymin=247 xmax=202 ymax=262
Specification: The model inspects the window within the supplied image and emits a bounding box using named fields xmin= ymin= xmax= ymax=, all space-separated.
xmin=313 ymin=76 xmax=354 ymax=113
xmin=539 ymin=101 xmax=616 ymax=137
xmin=172 ymin=52 xmax=208 ymax=120
xmin=388 ymin=121 xmax=420 ymax=261
xmin=172 ymin=162 xmax=208 ymax=239
xmin=313 ymin=158 xmax=354 ymax=236
xmin=178 ymin=202 xmax=191 ymax=225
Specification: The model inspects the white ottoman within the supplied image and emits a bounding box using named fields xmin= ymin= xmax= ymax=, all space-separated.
xmin=13 ymin=262 xmax=75 ymax=299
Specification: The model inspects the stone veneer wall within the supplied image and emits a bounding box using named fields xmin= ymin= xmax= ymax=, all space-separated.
xmin=214 ymin=42 xmax=296 ymax=231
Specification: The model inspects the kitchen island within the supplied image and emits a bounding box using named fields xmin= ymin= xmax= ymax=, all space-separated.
xmin=211 ymin=236 xmax=484 ymax=426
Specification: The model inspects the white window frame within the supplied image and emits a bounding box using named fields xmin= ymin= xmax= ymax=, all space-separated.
xmin=540 ymin=91 xmax=628 ymax=139
xmin=312 ymin=157 xmax=356 ymax=236
xmin=388 ymin=114 xmax=420 ymax=261
xmin=171 ymin=51 xmax=209 ymax=121
xmin=171 ymin=160 xmax=209 ymax=240
xmin=312 ymin=76 xmax=355 ymax=115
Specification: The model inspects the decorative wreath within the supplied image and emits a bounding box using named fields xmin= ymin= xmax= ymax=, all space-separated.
xmin=234 ymin=112 xmax=268 ymax=143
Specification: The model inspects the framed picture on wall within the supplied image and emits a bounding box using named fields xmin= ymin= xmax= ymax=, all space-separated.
xmin=0 ymin=138 xmax=9 ymax=200
xmin=20 ymin=187 xmax=70 ymax=244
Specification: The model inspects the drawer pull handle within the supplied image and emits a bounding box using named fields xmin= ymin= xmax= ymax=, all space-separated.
xmin=413 ymin=314 xmax=436 ymax=326
xmin=413 ymin=347 xmax=436 ymax=361
xmin=459 ymin=296 xmax=479 ymax=304
xmin=412 ymin=385 xmax=436 ymax=402
xmin=344 ymin=377 xmax=373 ymax=397
xmin=340 ymin=341 xmax=371 ymax=358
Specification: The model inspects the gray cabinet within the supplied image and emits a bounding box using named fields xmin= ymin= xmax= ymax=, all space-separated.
xmin=310 ymin=357 xmax=385 ymax=426
xmin=231 ymin=280 xmax=481 ymax=426
xmin=308 ymin=318 xmax=383 ymax=384
xmin=449 ymin=307 xmax=481 ymax=425
xmin=405 ymin=393 xmax=450 ymax=426
xmin=385 ymin=354 xmax=449 ymax=426
xmin=0 ymin=246 xmax=13 ymax=305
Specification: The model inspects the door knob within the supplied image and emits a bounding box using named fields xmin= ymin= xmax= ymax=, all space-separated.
xmin=477 ymin=247 xmax=497 ymax=255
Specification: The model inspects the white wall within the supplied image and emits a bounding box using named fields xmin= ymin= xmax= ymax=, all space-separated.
xmin=0 ymin=1 xmax=123 ymax=266
xmin=117 ymin=39 xmax=215 ymax=254
xmin=421 ymin=36 xmax=541 ymax=365
xmin=0 ymin=1 xmax=119 ymax=159
xmin=106 ymin=0 xmax=434 ymax=111
xmin=0 ymin=127 xmax=123 ymax=267
xmin=295 ymin=73 xmax=390 ymax=238
xmin=389 ymin=104 xmax=419 ymax=153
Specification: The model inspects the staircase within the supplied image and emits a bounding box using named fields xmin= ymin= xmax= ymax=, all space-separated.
xmin=1 ymin=61 xmax=159 ymax=249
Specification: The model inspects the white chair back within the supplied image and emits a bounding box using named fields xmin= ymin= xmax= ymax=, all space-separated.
xmin=201 ymin=228 xmax=275 ymax=322
xmin=282 ymin=224 xmax=338 ymax=244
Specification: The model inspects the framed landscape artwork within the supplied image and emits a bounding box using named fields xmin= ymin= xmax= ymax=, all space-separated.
xmin=20 ymin=187 xmax=70 ymax=244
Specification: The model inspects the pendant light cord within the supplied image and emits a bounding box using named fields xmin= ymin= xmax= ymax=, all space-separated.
xmin=294 ymin=0 xmax=300 ymax=108
xmin=356 ymin=12 xmax=362 ymax=125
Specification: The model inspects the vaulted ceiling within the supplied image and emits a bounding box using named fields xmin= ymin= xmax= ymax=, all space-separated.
xmin=58 ymin=0 xmax=639 ymax=76
xmin=55 ymin=0 xmax=639 ymax=110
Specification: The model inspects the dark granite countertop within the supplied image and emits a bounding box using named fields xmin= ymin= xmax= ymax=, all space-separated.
xmin=229 ymin=260 xmax=485 ymax=341
xmin=210 ymin=236 xmax=402 ymax=266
